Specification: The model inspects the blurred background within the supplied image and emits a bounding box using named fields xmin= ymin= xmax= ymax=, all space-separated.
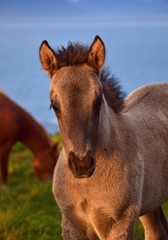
xmin=0 ymin=0 xmax=168 ymax=134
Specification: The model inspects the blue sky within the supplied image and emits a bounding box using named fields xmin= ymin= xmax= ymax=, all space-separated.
xmin=0 ymin=0 xmax=168 ymax=24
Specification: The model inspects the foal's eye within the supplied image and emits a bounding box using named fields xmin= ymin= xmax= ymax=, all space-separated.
xmin=94 ymin=94 xmax=102 ymax=110
xmin=50 ymin=102 xmax=60 ymax=114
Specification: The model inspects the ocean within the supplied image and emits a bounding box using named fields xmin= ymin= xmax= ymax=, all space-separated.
xmin=0 ymin=21 xmax=168 ymax=133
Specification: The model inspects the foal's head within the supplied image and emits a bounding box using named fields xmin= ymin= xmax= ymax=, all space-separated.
xmin=39 ymin=36 xmax=123 ymax=178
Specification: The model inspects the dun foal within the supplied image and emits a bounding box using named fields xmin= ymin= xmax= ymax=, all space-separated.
xmin=39 ymin=36 xmax=168 ymax=239
xmin=0 ymin=92 xmax=58 ymax=185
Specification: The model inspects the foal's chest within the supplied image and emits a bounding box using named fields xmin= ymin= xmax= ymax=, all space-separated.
xmin=54 ymin=158 xmax=131 ymax=216
xmin=56 ymin=174 xmax=122 ymax=221
xmin=62 ymin=190 xmax=118 ymax=239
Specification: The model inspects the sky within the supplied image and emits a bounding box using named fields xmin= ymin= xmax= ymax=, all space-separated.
xmin=0 ymin=0 xmax=168 ymax=24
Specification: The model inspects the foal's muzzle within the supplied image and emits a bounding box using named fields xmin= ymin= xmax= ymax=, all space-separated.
xmin=68 ymin=151 xmax=96 ymax=178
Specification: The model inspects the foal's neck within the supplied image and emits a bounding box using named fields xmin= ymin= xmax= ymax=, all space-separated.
xmin=97 ymin=100 xmax=119 ymax=155
xmin=97 ymin=100 xmax=136 ymax=162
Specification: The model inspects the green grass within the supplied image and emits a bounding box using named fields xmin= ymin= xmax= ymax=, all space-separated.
xmin=0 ymin=139 xmax=61 ymax=240
xmin=0 ymin=137 xmax=168 ymax=240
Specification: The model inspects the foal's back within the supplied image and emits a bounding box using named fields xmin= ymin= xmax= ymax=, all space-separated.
xmin=124 ymin=83 xmax=168 ymax=115
xmin=124 ymin=83 xmax=168 ymax=214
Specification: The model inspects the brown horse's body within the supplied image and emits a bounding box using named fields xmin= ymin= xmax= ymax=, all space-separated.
xmin=0 ymin=91 xmax=58 ymax=185
xmin=39 ymin=36 xmax=168 ymax=239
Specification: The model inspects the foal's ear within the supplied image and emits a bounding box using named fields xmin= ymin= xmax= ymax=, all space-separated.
xmin=39 ymin=41 xmax=59 ymax=77
xmin=88 ymin=36 xmax=105 ymax=71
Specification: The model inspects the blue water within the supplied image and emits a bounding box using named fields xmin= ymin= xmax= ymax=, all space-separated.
xmin=0 ymin=21 xmax=168 ymax=133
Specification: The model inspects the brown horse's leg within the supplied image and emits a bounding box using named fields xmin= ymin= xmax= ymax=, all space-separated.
xmin=0 ymin=143 xmax=11 ymax=185
xmin=139 ymin=207 xmax=168 ymax=240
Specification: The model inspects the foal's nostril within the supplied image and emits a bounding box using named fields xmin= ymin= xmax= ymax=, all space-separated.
xmin=68 ymin=152 xmax=79 ymax=171
xmin=83 ymin=151 xmax=95 ymax=170
xmin=68 ymin=151 xmax=96 ymax=178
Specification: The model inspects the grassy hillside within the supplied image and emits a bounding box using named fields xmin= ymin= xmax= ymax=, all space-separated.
xmin=0 ymin=136 xmax=168 ymax=240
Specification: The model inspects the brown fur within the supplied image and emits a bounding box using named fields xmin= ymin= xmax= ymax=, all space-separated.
xmin=40 ymin=39 xmax=125 ymax=113
xmin=0 ymin=92 xmax=59 ymax=185
xmin=39 ymin=35 xmax=168 ymax=240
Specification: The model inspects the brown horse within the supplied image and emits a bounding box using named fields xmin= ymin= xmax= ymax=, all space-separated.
xmin=0 ymin=91 xmax=59 ymax=185
xmin=39 ymin=36 xmax=168 ymax=239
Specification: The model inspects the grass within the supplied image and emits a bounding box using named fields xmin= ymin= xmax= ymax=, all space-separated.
xmin=0 ymin=136 xmax=168 ymax=240
xmin=0 ymin=138 xmax=61 ymax=240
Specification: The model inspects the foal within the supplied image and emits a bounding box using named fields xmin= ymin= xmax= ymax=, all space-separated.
xmin=39 ymin=36 xmax=168 ymax=239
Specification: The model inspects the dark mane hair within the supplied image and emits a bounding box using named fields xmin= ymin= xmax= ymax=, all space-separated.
xmin=55 ymin=42 xmax=89 ymax=67
xmin=55 ymin=42 xmax=125 ymax=113
xmin=100 ymin=68 xmax=125 ymax=113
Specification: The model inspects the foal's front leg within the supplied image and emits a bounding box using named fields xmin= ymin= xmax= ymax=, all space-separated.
xmin=93 ymin=209 xmax=136 ymax=240
xmin=105 ymin=220 xmax=135 ymax=240
xmin=61 ymin=214 xmax=96 ymax=240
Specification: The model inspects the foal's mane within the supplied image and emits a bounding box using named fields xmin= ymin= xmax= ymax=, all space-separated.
xmin=55 ymin=42 xmax=125 ymax=113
